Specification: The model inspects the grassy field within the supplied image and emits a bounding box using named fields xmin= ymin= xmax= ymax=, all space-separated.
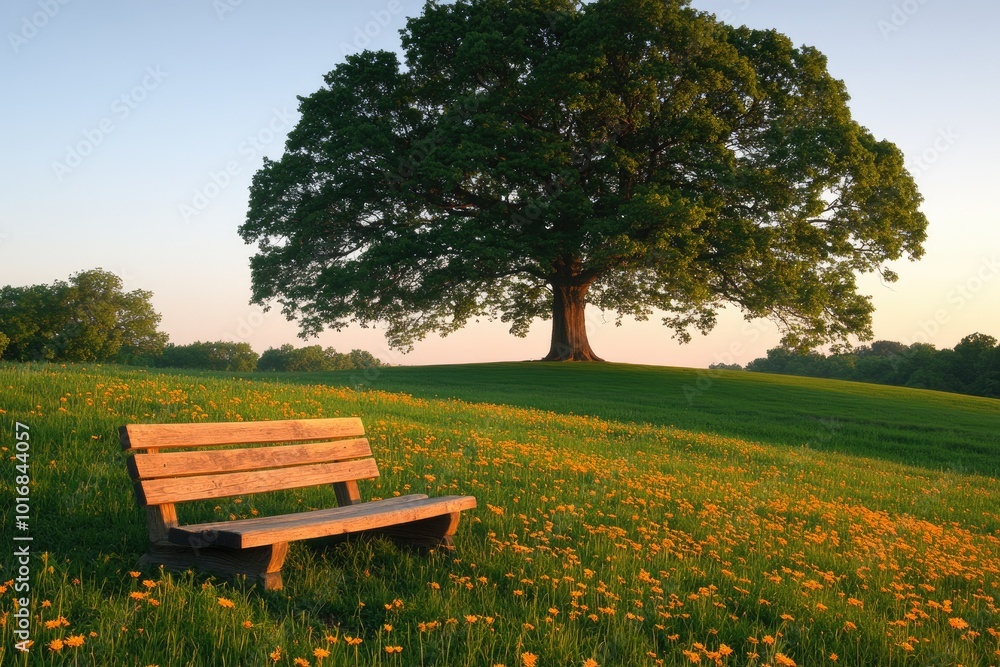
xmin=275 ymin=362 xmax=1000 ymax=478
xmin=1 ymin=361 xmax=998 ymax=666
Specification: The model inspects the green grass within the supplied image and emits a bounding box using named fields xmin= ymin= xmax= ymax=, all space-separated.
xmin=277 ymin=362 xmax=1000 ymax=477
xmin=1 ymin=361 xmax=998 ymax=666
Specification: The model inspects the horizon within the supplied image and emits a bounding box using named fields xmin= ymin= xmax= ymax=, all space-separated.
xmin=3 ymin=0 xmax=998 ymax=367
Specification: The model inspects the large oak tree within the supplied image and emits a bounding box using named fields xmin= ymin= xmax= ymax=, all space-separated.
xmin=240 ymin=0 xmax=927 ymax=361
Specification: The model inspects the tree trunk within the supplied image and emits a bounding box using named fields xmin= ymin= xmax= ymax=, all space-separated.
xmin=542 ymin=282 xmax=604 ymax=361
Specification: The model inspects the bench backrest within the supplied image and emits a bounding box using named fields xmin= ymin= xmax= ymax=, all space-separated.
xmin=121 ymin=418 xmax=378 ymax=508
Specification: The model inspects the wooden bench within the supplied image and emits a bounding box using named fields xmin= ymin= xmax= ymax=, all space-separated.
xmin=120 ymin=417 xmax=476 ymax=590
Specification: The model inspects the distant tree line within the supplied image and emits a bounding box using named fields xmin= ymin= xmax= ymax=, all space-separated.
xmin=147 ymin=342 xmax=384 ymax=373
xmin=256 ymin=344 xmax=382 ymax=372
xmin=147 ymin=341 xmax=260 ymax=372
xmin=0 ymin=270 xmax=385 ymax=373
xmin=743 ymin=333 xmax=1000 ymax=399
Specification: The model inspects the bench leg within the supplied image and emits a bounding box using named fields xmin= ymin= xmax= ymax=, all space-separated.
xmin=139 ymin=542 xmax=290 ymax=591
xmin=376 ymin=511 xmax=462 ymax=550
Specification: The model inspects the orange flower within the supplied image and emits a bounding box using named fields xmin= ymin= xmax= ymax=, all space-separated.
xmin=64 ymin=634 xmax=85 ymax=648
xmin=949 ymin=617 xmax=969 ymax=630
xmin=521 ymin=652 xmax=539 ymax=667
xmin=217 ymin=597 xmax=235 ymax=609
xmin=313 ymin=647 xmax=330 ymax=659
xmin=48 ymin=639 xmax=64 ymax=652
xmin=775 ymin=654 xmax=797 ymax=667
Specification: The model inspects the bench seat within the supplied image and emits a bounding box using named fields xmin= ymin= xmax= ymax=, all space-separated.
xmin=169 ymin=494 xmax=478 ymax=549
xmin=120 ymin=417 xmax=477 ymax=590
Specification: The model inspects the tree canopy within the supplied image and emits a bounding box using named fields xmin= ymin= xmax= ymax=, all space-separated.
xmin=154 ymin=341 xmax=260 ymax=372
xmin=746 ymin=333 xmax=1000 ymax=399
xmin=257 ymin=344 xmax=384 ymax=372
xmin=0 ymin=269 xmax=167 ymax=362
xmin=240 ymin=0 xmax=927 ymax=360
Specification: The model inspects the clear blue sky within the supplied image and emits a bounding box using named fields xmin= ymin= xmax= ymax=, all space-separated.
xmin=3 ymin=0 xmax=997 ymax=367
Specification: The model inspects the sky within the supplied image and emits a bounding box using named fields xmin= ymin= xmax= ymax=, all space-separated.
xmin=2 ymin=0 xmax=998 ymax=368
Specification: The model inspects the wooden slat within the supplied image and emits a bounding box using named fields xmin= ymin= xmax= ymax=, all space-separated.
xmin=171 ymin=494 xmax=430 ymax=534
xmin=127 ymin=438 xmax=372 ymax=481
xmin=140 ymin=542 xmax=289 ymax=590
xmin=136 ymin=458 xmax=380 ymax=506
xmin=120 ymin=418 xmax=365 ymax=451
xmin=168 ymin=494 xmax=478 ymax=549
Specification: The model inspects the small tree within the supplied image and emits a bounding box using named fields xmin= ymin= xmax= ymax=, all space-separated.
xmin=241 ymin=0 xmax=926 ymax=360
xmin=286 ymin=345 xmax=330 ymax=372
xmin=0 ymin=269 xmax=167 ymax=362
xmin=258 ymin=344 xmax=295 ymax=372
xmin=348 ymin=349 xmax=383 ymax=369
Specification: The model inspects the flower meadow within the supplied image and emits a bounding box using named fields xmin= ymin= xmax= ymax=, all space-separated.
xmin=0 ymin=362 xmax=998 ymax=666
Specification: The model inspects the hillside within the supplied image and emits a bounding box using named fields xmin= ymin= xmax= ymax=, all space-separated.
xmin=0 ymin=362 xmax=997 ymax=666
xmin=281 ymin=362 xmax=1000 ymax=477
